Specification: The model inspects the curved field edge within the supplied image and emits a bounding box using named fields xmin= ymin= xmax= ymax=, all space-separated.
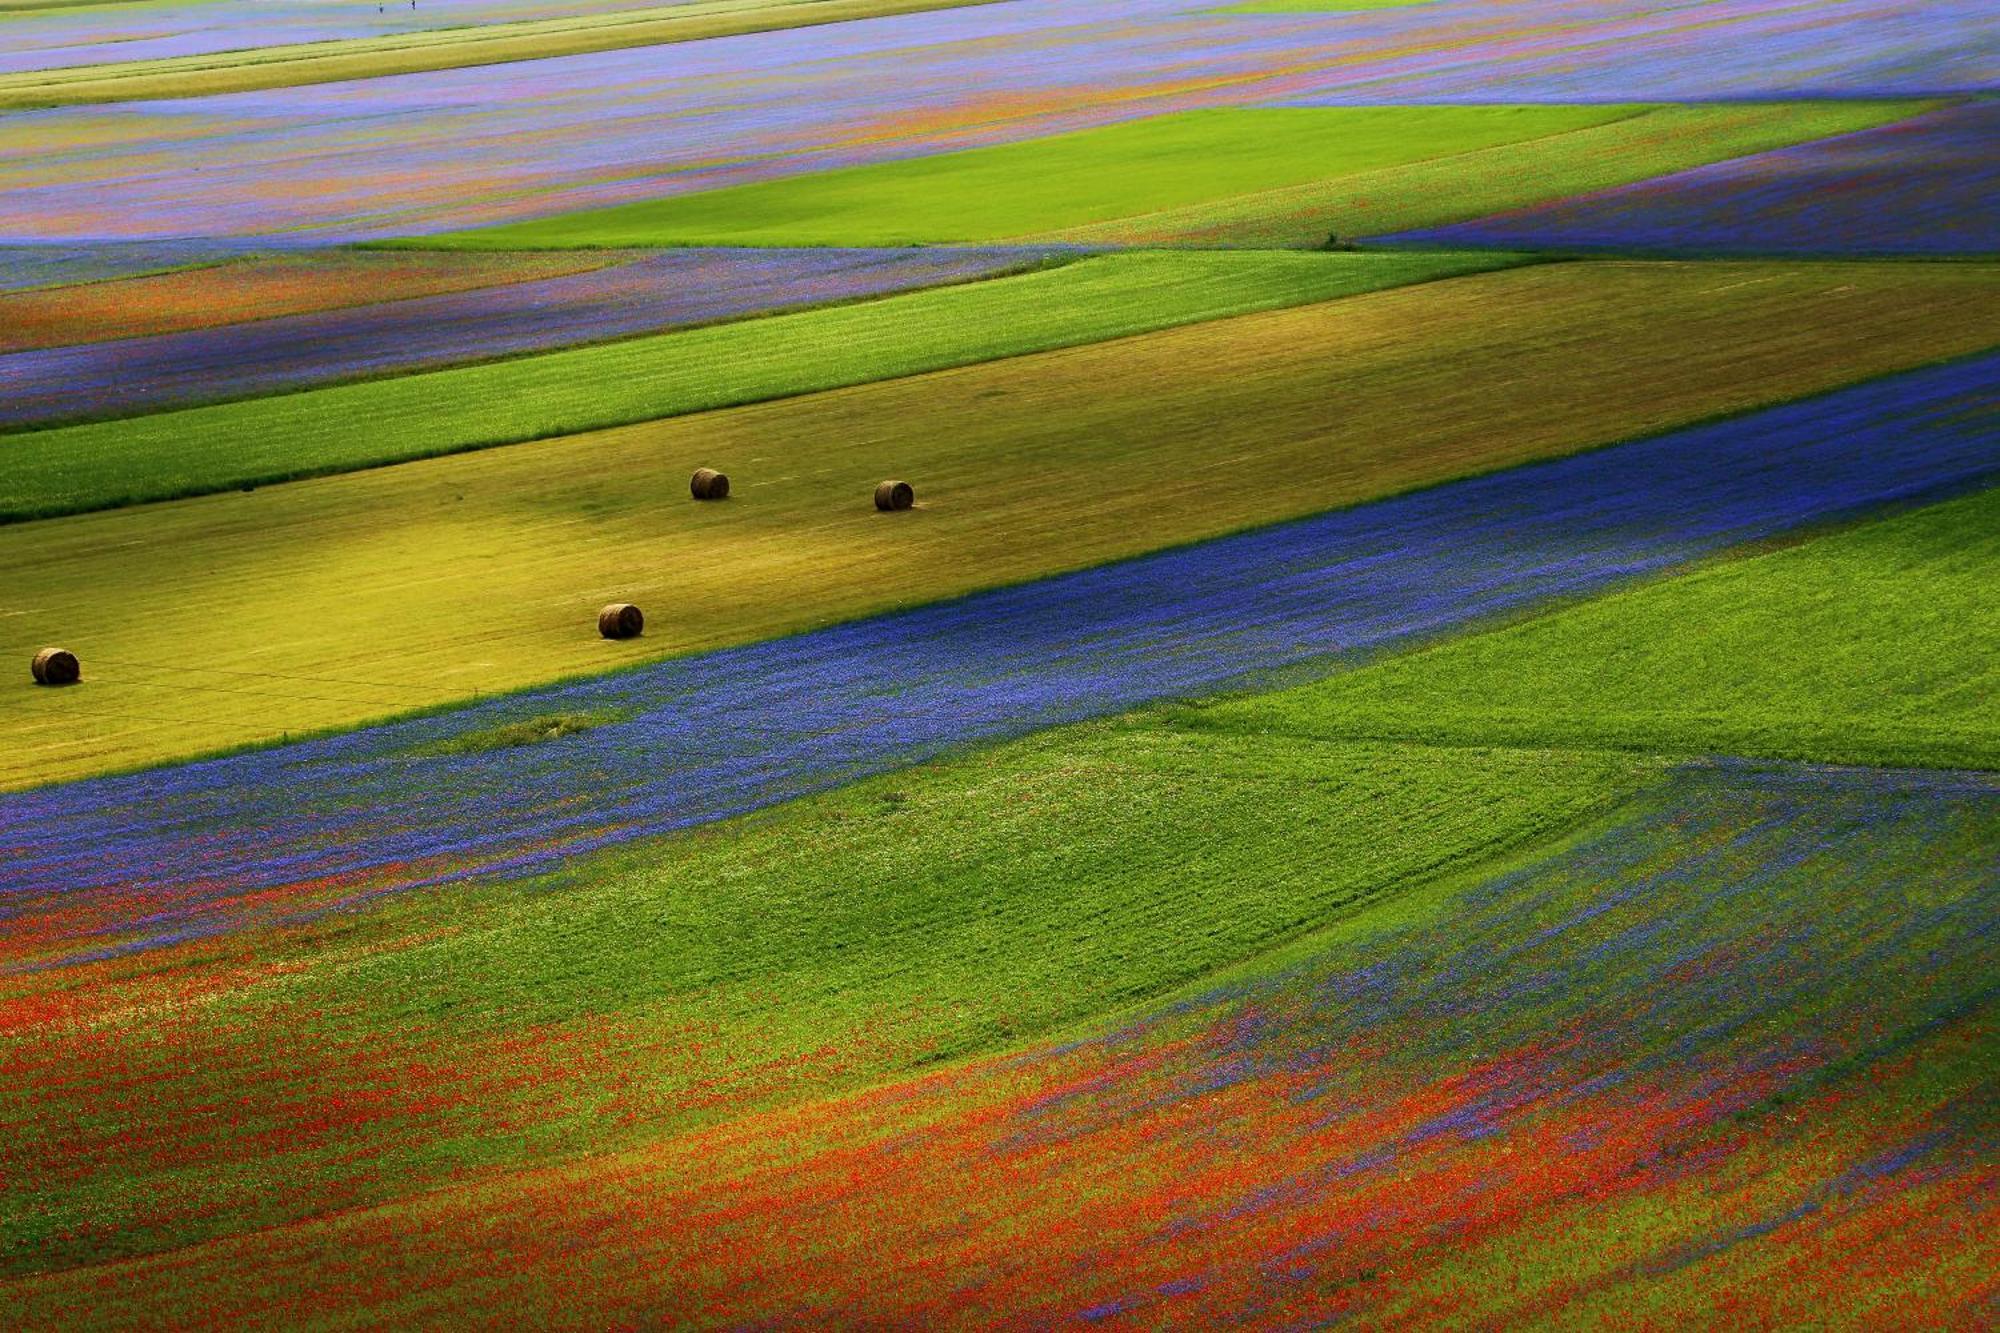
xmin=0 ymin=250 xmax=1518 ymax=521
xmin=3 ymin=260 xmax=1997 ymax=787
xmin=6 ymin=756 xmax=1992 ymax=1322
xmin=0 ymin=730 xmax=1655 ymax=1276
xmin=0 ymin=0 xmax=1008 ymax=108
xmin=1036 ymin=100 xmax=1939 ymax=250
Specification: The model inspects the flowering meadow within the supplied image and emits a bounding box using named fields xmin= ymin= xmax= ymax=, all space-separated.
xmin=16 ymin=760 xmax=1986 ymax=1325
xmin=0 ymin=0 xmax=1994 ymax=1326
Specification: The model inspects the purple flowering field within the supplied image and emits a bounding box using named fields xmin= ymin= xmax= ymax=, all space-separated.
xmin=0 ymin=245 xmax=1054 ymax=424
xmin=1383 ymin=100 xmax=2000 ymax=257
xmin=5 ymin=0 xmax=1992 ymax=241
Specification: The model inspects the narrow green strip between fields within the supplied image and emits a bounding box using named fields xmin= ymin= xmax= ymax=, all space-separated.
xmin=0 ymin=250 xmax=1523 ymax=522
xmin=0 ymin=0 xmax=1007 ymax=108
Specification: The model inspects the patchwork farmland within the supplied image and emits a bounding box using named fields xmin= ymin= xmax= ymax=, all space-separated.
xmin=0 ymin=0 xmax=1994 ymax=1328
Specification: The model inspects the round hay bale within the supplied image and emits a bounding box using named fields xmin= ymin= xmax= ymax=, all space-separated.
xmin=690 ymin=468 xmax=730 ymax=501
xmin=874 ymin=479 xmax=914 ymax=512
xmin=597 ymin=603 xmax=644 ymax=640
xmin=31 ymin=647 xmax=79 ymax=686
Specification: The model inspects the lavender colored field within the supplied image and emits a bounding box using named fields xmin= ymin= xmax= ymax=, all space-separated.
xmin=1385 ymin=100 xmax=2000 ymax=257
xmin=0 ymin=0 xmax=701 ymax=76
xmin=4 ymin=352 xmax=1994 ymax=973
xmin=0 ymin=246 xmax=1058 ymax=426
xmin=0 ymin=240 xmax=262 ymax=292
xmin=1 ymin=0 xmax=1989 ymax=240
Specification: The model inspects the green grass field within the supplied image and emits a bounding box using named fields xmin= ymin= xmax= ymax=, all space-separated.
xmin=1203 ymin=487 xmax=2000 ymax=770
xmin=0 ymin=250 xmax=1521 ymax=521
xmin=0 ymin=724 xmax=1649 ymax=1272
xmin=4 ymin=259 xmax=1996 ymax=788
xmin=412 ymin=106 xmax=1642 ymax=248
xmin=1044 ymin=101 xmax=1933 ymax=248
xmin=0 ymin=0 xmax=1003 ymax=108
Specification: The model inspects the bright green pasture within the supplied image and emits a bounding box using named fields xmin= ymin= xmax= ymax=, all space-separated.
xmin=6 ymin=259 xmax=1998 ymax=788
xmin=1206 ymin=486 xmax=2000 ymax=770
xmin=1047 ymin=101 xmax=1934 ymax=247
xmin=0 ymin=725 xmax=1648 ymax=1272
xmin=412 ymin=105 xmax=1640 ymax=248
xmin=0 ymin=250 xmax=1518 ymax=521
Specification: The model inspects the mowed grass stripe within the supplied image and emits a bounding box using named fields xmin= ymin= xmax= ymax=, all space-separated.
xmin=0 ymin=251 xmax=1520 ymax=521
xmin=412 ymin=105 xmax=1642 ymax=248
xmin=0 ymin=0 xmax=1005 ymax=109
xmin=4 ymin=259 xmax=1997 ymax=787
xmin=1041 ymin=101 xmax=1935 ymax=249
xmin=1202 ymin=484 xmax=2000 ymax=770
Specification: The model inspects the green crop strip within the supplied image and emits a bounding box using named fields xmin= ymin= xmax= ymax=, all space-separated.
xmin=0 ymin=250 xmax=1519 ymax=521
xmin=6 ymin=259 xmax=1997 ymax=790
xmin=1202 ymin=486 xmax=2000 ymax=770
xmin=412 ymin=105 xmax=1640 ymax=248
xmin=1043 ymin=101 xmax=1935 ymax=249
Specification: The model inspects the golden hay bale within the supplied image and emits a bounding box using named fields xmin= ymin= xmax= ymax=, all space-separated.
xmin=874 ymin=479 xmax=915 ymax=512
xmin=690 ymin=467 xmax=730 ymax=501
xmin=597 ymin=603 xmax=644 ymax=640
xmin=31 ymin=647 xmax=79 ymax=686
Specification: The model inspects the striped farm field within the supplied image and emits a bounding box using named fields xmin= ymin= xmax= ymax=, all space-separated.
xmin=1044 ymin=101 xmax=1935 ymax=249
xmin=3 ymin=0 xmax=1996 ymax=1322
xmin=0 ymin=250 xmax=1514 ymax=517
xmin=4 ymin=260 xmax=1997 ymax=785
xmin=414 ymin=105 xmax=1642 ymax=247
xmin=1389 ymin=99 xmax=2000 ymax=257
xmin=0 ymin=246 xmax=1060 ymax=427
xmin=12 ymin=355 xmax=1990 ymax=973
xmin=0 ymin=0 xmax=767 ymax=77
xmin=0 ymin=249 xmax=616 ymax=354
xmin=1209 ymin=478 xmax=2000 ymax=770
xmin=2 ymin=2 xmax=1970 ymax=242
xmin=0 ymin=0 xmax=1005 ymax=107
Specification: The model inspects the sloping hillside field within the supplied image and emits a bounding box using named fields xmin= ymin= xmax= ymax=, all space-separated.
xmin=1 ymin=0 xmax=1996 ymax=1326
